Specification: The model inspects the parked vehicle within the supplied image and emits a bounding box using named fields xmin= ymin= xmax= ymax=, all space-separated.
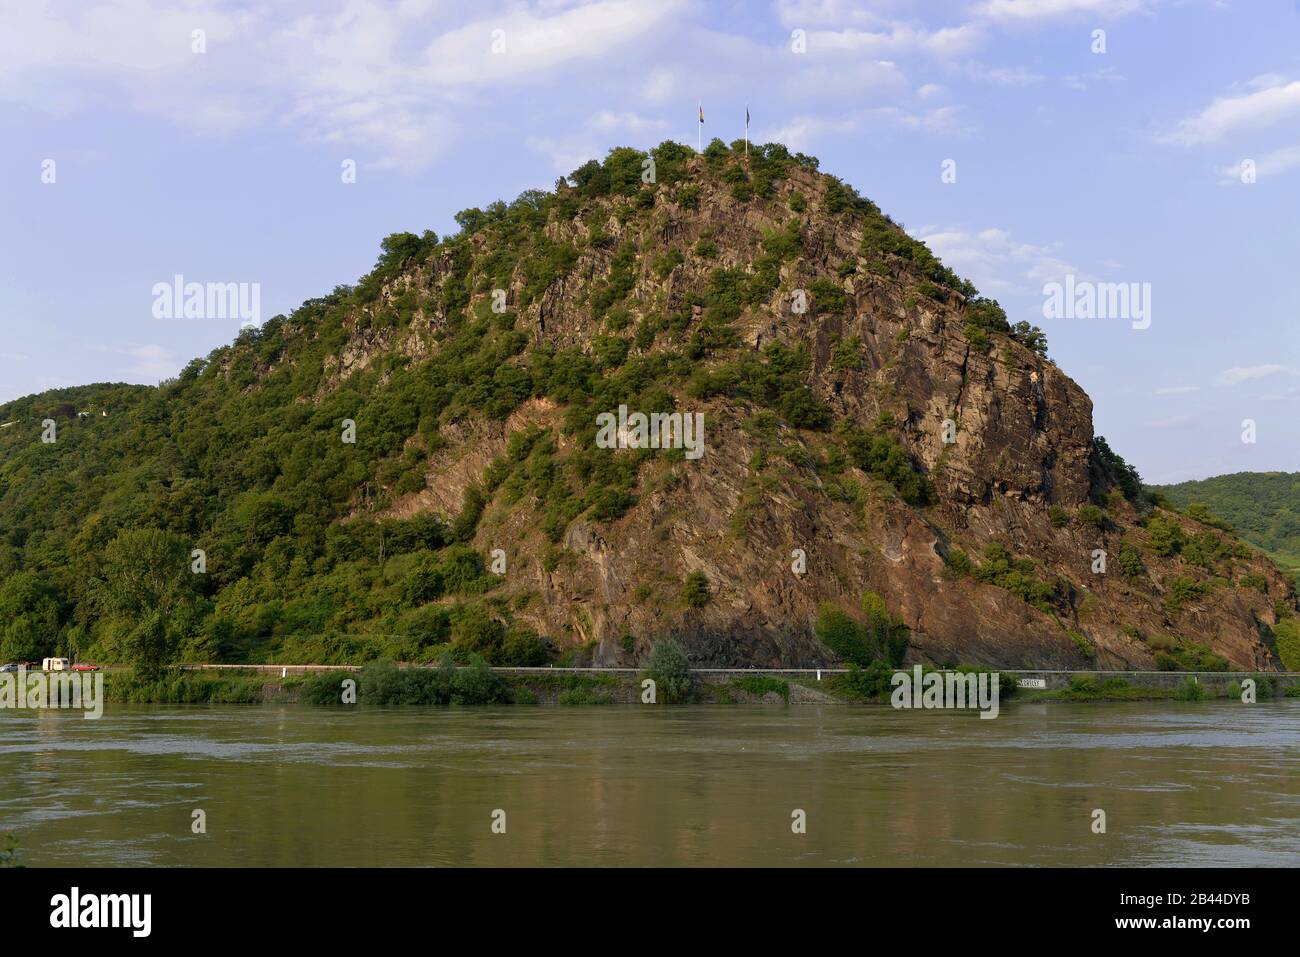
xmin=0 ymin=663 xmax=17 ymax=673
xmin=42 ymin=657 xmax=71 ymax=672
xmin=71 ymin=663 xmax=99 ymax=672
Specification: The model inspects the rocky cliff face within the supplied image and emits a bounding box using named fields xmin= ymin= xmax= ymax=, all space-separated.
xmin=337 ymin=150 xmax=1291 ymax=672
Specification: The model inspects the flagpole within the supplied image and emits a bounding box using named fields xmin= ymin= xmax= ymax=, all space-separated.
xmin=744 ymin=105 xmax=748 ymax=158
xmin=698 ymin=102 xmax=702 ymax=153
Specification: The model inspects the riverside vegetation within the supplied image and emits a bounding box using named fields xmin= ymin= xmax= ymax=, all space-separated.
xmin=1 ymin=139 xmax=1296 ymax=677
xmin=98 ymin=658 xmax=1300 ymax=706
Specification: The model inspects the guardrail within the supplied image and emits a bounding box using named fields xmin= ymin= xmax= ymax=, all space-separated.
xmin=175 ymin=663 xmax=1300 ymax=677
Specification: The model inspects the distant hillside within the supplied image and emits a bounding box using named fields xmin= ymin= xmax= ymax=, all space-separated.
xmin=1153 ymin=472 xmax=1300 ymax=579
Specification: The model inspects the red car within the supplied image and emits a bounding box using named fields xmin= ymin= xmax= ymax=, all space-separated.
xmin=72 ymin=663 xmax=99 ymax=672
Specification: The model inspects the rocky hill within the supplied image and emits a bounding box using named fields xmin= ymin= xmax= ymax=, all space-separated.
xmin=1 ymin=139 xmax=1294 ymax=673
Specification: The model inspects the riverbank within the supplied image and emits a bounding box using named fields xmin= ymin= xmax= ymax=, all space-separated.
xmin=102 ymin=664 xmax=1300 ymax=706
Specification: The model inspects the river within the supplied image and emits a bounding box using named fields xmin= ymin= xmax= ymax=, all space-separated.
xmin=2 ymin=700 xmax=1297 ymax=866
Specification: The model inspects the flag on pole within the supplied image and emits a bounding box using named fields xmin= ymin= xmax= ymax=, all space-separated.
xmin=745 ymin=105 xmax=750 ymax=156
xmin=698 ymin=103 xmax=703 ymax=152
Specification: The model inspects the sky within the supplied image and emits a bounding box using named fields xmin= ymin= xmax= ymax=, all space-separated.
xmin=1 ymin=0 xmax=1298 ymax=484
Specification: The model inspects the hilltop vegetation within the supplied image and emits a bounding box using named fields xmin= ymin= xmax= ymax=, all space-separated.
xmin=0 ymin=138 xmax=1294 ymax=674
xmin=1152 ymin=472 xmax=1300 ymax=582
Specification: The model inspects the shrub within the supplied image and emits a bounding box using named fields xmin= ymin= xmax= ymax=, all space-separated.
xmin=945 ymin=548 xmax=974 ymax=576
xmin=357 ymin=659 xmax=451 ymax=704
xmin=1077 ymin=504 xmax=1107 ymax=528
xmin=1117 ymin=542 xmax=1144 ymax=578
xmin=1163 ymin=576 xmax=1208 ymax=615
xmin=652 ymin=248 xmax=684 ymax=279
xmin=558 ymin=686 xmax=612 ymax=705
xmin=1094 ymin=436 xmax=1144 ymax=502
xmin=816 ymin=604 xmax=871 ymax=666
xmin=815 ymin=593 xmax=908 ymax=667
xmin=732 ymin=675 xmax=790 ymax=701
xmin=1271 ymin=618 xmax=1300 ymax=670
xmin=1147 ymin=515 xmax=1184 ymax=556
xmin=778 ymin=387 xmax=832 ymax=430
xmin=1154 ymin=638 xmax=1229 ymax=672
xmin=300 ymin=670 xmax=354 ymax=705
xmin=1240 ymin=572 xmax=1268 ymax=593
xmin=833 ymin=660 xmax=895 ymax=699
xmin=842 ymin=423 xmax=934 ymax=506
xmin=452 ymin=606 xmax=506 ymax=661
xmin=831 ymin=334 xmax=864 ymax=372
xmin=647 ymin=639 xmax=692 ymax=702
xmin=499 ymin=626 xmax=549 ymax=666
xmin=861 ymin=591 xmax=910 ymax=667
xmin=808 ymin=278 xmax=848 ymax=314
xmin=451 ymin=655 xmax=511 ymax=704
xmin=1067 ymin=629 xmax=1096 ymax=659
xmin=681 ymin=571 xmax=712 ymax=608
xmin=971 ymin=543 xmax=1058 ymax=612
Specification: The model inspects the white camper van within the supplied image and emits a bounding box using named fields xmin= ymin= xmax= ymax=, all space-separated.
xmin=42 ymin=657 xmax=71 ymax=672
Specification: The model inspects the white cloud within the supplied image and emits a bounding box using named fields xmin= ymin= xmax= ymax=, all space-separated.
xmin=89 ymin=343 xmax=182 ymax=383
xmin=589 ymin=111 xmax=669 ymax=134
xmin=961 ymin=62 xmax=1044 ymax=86
xmin=1218 ymin=144 xmax=1300 ymax=182
xmin=762 ymin=104 xmax=968 ymax=152
xmin=527 ymin=109 xmax=671 ymax=172
xmin=975 ymin=0 xmax=1147 ymax=22
xmin=1216 ymin=364 xmax=1300 ymax=386
xmin=774 ymin=0 xmax=905 ymax=28
xmin=1166 ymin=77 xmax=1300 ymax=146
xmin=0 ymin=0 xmax=687 ymax=171
xmin=761 ymin=115 xmax=861 ymax=152
xmin=1145 ymin=413 xmax=1200 ymax=430
xmin=782 ymin=57 xmax=909 ymax=98
xmin=913 ymin=225 xmax=1082 ymax=294
xmin=804 ymin=22 xmax=985 ymax=60
xmin=421 ymin=0 xmax=684 ymax=87
xmin=1064 ymin=66 xmax=1124 ymax=91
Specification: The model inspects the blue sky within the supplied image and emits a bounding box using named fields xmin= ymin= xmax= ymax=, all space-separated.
xmin=2 ymin=0 xmax=1298 ymax=483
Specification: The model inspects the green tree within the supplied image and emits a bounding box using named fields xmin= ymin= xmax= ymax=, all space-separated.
xmin=648 ymin=639 xmax=692 ymax=702
xmin=0 ymin=572 xmax=60 ymax=662
xmin=91 ymin=528 xmax=199 ymax=678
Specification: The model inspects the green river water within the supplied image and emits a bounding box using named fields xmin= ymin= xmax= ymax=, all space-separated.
xmin=1 ymin=700 xmax=1297 ymax=866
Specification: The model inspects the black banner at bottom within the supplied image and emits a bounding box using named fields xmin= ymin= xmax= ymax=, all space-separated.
xmin=0 ymin=866 xmax=1287 ymax=944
